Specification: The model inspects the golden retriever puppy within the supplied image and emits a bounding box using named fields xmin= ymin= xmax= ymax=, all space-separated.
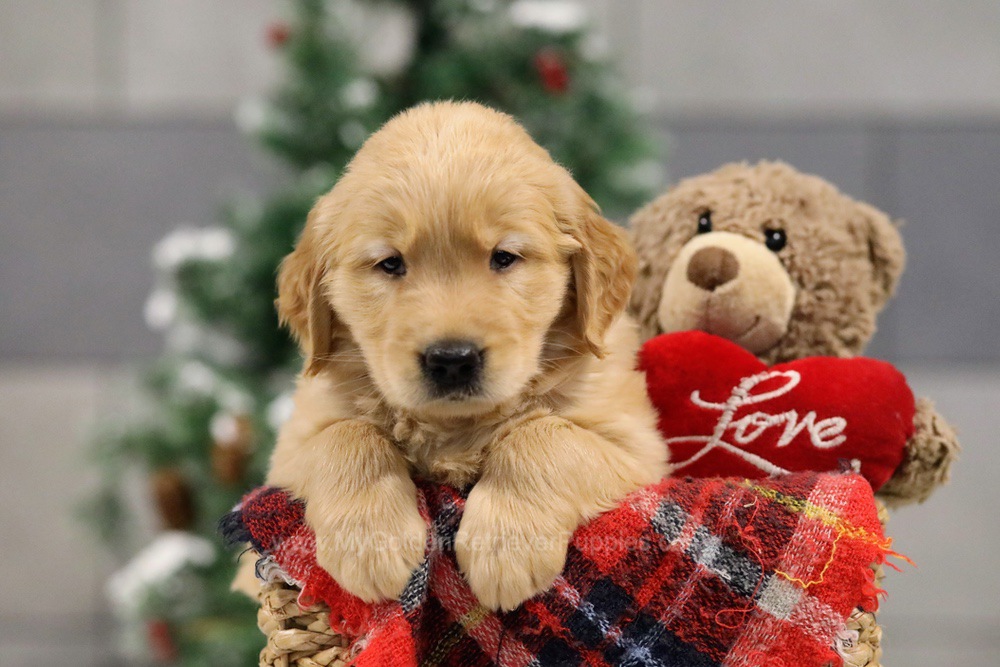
xmin=266 ymin=101 xmax=668 ymax=611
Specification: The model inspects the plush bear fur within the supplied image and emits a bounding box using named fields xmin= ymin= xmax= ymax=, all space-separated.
xmin=629 ymin=160 xmax=958 ymax=506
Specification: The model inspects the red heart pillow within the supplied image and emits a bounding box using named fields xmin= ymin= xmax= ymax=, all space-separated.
xmin=638 ymin=331 xmax=914 ymax=491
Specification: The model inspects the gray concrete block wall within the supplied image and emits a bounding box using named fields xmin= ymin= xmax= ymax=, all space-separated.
xmin=663 ymin=119 xmax=1000 ymax=363
xmin=2 ymin=0 xmax=997 ymax=362
xmin=4 ymin=117 xmax=997 ymax=363
xmin=120 ymin=0 xmax=281 ymax=115
xmin=5 ymin=1 xmax=1000 ymax=118
xmin=2 ymin=361 xmax=996 ymax=666
xmin=0 ymin=1 xmax=106 ymax=112
xmin=0 ymin=365 xmax=121 ymax=665
xmin=891 ymin=127 xmax=1000 ymax=360
xmin=630 ymin=1 xmax=1000 ymax=117
xmin=0 ymin=119 xmax=282 ymax=361
xmin=872 ymin=365 xmax=1000 ymax=665
xmin=0 ymin=0 xmax=281 ymax=116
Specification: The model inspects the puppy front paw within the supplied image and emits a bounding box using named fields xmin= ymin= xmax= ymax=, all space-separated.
xmin=313 ymin=500 xmax=427 ymax=603
xmin=455 ymin=485 xmax=571 ymax=611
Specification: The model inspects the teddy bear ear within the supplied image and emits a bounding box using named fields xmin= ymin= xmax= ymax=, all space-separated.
xmin=627 ymin=194 xmax=681 ymax=341
xmin=859 ymin=202 xmax=906 ymax=308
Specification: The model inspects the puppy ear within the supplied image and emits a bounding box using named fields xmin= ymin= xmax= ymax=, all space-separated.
xmin=560 ymin=186 xmax=637 ymax=357
xmin=276 ymin=209 xmax=337 ymax=376
xmin=859 ymin=202 xmax=906 ymax=308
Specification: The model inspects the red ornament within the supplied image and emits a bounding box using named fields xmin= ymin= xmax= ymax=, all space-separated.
xmin=147 ymin=619 xmax=179 ymax=663
xmin=639 ymin=331 xmax=915 ymax=491
xmin=534 ymin=48 xmax=570 ymax=94
xmin=266 ymin=22 xmax=292 ymax=49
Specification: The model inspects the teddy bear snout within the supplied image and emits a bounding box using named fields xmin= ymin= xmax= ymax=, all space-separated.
xmin=686 ymin=246 xmax=739 ymax=292
xmin=655 ymin=231 xmax=796 ymax=356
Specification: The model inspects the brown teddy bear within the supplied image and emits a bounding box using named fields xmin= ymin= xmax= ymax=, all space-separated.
xmin=628 ymin=160 xmax=958 ymax=507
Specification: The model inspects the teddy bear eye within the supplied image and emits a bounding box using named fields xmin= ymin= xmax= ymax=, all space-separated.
xmin=696 ymin=211 xmax=712 ymax=234
xmin=764 ymin=229 xmax=787 ymax=252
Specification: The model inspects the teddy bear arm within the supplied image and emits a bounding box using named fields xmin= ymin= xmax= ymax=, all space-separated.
xmin=877 ymin=398 xmax=960 ymax=508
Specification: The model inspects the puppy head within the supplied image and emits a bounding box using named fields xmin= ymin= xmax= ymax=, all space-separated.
xmin=630 ymin=161 xmax=905 ymax=361
xmin=278 ymin=102 xmax=634 ymax=418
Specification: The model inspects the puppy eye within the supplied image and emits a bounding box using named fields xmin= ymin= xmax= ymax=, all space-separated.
xmin=697 ymin=211 xmax=712 ymax=234
xmin=377 ymin=256 xmax=406 ymax=276
xmin=490 ymin=250 xmax=519 ymax=272
xmin=764 ymin=228 xmax=787 ymax=252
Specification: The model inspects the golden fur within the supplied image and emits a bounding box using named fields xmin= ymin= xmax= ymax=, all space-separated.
xmin=266 ymin=102 xmax=668 ymax=611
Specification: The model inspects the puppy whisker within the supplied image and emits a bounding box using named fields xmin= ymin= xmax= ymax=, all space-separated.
xmin=316 ymin=376 xmax=376 ymax=394
xmin=539 ymin=355 xmax=583 ymax=364
xmin=312 ymin=352 xmax=367 ymax=362
xmin=542 ymin=341 xmax=587 ymax=353
xmin=541 ymin=344 xmax=579 ymax=354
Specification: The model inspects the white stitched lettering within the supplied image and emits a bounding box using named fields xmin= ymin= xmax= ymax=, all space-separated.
xmin=667 ymin=370 xmax=848 ymax=474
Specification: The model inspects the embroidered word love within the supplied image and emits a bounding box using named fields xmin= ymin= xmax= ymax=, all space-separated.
xmin=668 ymin=370 xmax=848 ymax=475
xmin=640 ymin=331 xmax=915 ymax=490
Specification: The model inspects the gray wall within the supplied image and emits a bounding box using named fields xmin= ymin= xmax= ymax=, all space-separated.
xmin=7 ymin=1 xmax=1000 ymax=118
xmin=3 ymin=116 xmax=998 ymax=363
xmin=0 ymin=118 xmax=280 ymax=361
xmin=3 ymin=0 xmax=1000 ymax=363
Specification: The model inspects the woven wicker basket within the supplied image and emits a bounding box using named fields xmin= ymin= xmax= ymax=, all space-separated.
xmin=257 ymin=583 xmax=351 ymax=667
xmin=256 ymin=583 xmax=883 ymax=667
xmin=253 ymin=500 xmax=891 ymax=667
xmin=255 ymin=584 xmax=883 ymax=667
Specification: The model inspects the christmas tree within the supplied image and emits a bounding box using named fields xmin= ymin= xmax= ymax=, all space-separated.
xmin=89 ymin=1 xmax=663 ymax=664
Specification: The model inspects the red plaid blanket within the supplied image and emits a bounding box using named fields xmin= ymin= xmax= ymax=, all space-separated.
xmin=222 ymin=472 xmax=890 ymax=666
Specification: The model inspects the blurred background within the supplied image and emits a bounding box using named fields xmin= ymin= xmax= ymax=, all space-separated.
xmin=1 ymin=1 xmax=998 ymax=665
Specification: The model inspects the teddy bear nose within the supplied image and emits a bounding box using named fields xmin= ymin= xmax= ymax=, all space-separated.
xmin=687 ymin=246 xmax=740 ymax=291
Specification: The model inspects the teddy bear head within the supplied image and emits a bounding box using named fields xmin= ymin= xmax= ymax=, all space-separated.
xmin=629 ymin=161 xmax=905 ymax=362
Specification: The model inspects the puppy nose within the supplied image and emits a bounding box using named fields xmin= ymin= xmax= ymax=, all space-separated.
xmin=420 ymin=340 xmax=483 ymax=393
xmin=687 ymin=246 xmax=740 ymax=291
